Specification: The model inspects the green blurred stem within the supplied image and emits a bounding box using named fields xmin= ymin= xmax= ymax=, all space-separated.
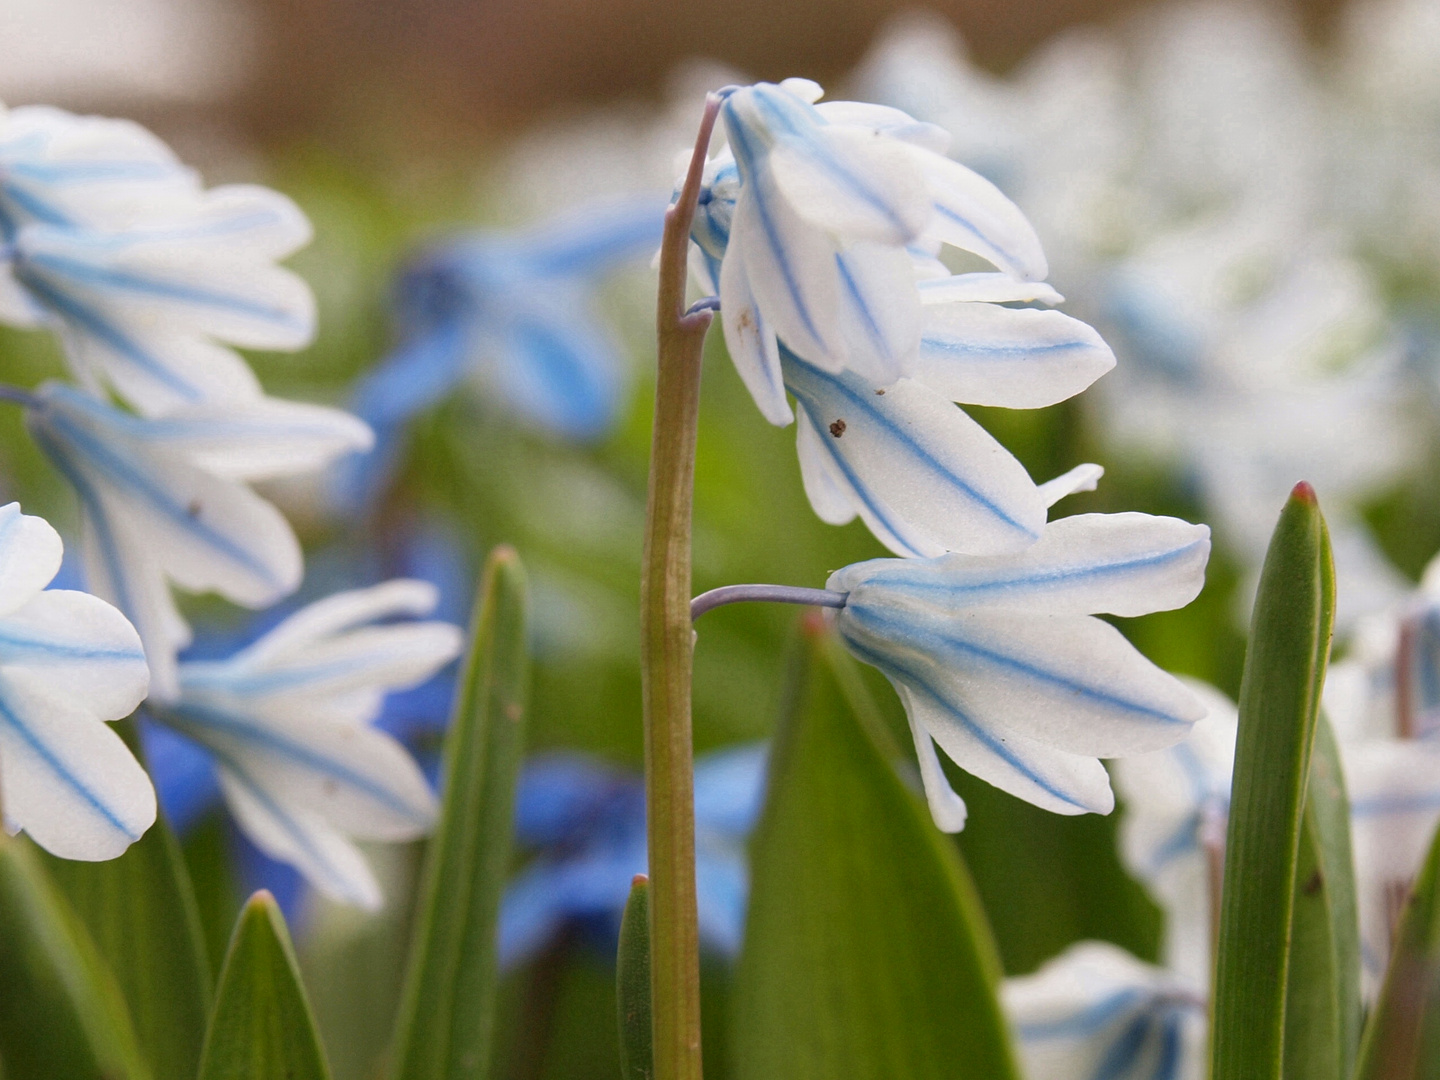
xmin=640 ymin=91 xmax=722 ymax=1080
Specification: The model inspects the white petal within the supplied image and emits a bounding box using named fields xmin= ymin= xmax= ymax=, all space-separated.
xmin=718 ymin=240 xmax=793 ymax=426
xmin=795 ymin=415 xmax=859 ymax=525
xmin=919 ymin=273 xmax=1063 ymax=306
xmin=813 ymin=101 xmax=952 ymax=154
xmin=0 ymin=589 xmax=149 ymax=721
xmin=768 ymin=124 xmax=933 ymax=245
xmin=1038 ymin=464 xmax=1104 ymax=508
xmin=904 ymin=702 xmax=968 ymax=832
xmin=909 ymin=303 xmax=1115 ymax=408
xmin=916 ymin=150 xmax=1049 ymax=281
xmin=0 ymin=675 xmax=155 ymax=860
xmin=784 ymin=356 xmax=1046 ymax=556
xmin=0 ymin=502 xmax=62 ymax=617
xmin=162 ymin=184 xmax=313 ymax=261
xmin=779 ymin=77 xmax=825 ymax=104
xmin=237 ymin=580 xmax=443 ymax=666
xmin=828 ymin=513 xmax=1211 ymax=617
xmin=217 ymin=765 xmax=382 ymax=910
xmin=831 ymin=241 xmax=921 ymax=382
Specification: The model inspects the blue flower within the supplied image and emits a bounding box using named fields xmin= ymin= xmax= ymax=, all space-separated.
xmin=826 ymin=512 xmax=1210 ymax=830
xmin=498 ymin=743 xmax=767 ymax=969
xmin=332 ymin=199 xmax=664 ymax=515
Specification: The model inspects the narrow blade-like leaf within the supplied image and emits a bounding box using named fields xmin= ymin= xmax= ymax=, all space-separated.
xmin=1281 ymin=714 xmax=1361 ymax=1080
xmin=389 ymin=545 xmax=530 ymax=1080
xmin=197 ymin=890 xmax=330 ymax=1080
xmin=733 ymin=615 xmax=1021 ymax=1080
xmin=618 ymin=874 xmax=654 ymax=1080
xmin=1212 ymin=482 xmax=1335 ymax=1080
xmin=0 ymin=835 xmax=151 ymax=1080
xmin=43 ymin=719 xmax=213 ymax=1080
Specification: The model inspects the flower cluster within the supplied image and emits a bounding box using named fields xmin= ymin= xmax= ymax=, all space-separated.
xmin=684 ymin=80 xmax=1212 ymax=830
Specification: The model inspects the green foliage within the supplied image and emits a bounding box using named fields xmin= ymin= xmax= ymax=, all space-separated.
xmin=1355 ymin=819 xmax=1440 ymax=1080
xmin=42 ymin=721 xmax=212 ymax=1080
xmin=1281 ymin=715 xmax=1361 ymax=1080
xmin=732 ymin=618 xmax=1019 ymax=1080
xmin=198 ymin=891 xmax=331 ymax=1080
xmin=389 ymin=545 xmax=531 ymax=1080
xmin=1212 ymin=484 xmax=1336 ymax=1080
xmin=0 ymin=836 xmax=151 ymax=1080
xmin=617 ymin=876 xmax=653 ymax=1080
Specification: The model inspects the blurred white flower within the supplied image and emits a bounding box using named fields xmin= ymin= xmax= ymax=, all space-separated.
xmin=0 ymin=501 xmax=155 ymax=861
xmin=1113 ymin=680 xmax=1237 ymax=989
xmin=827 ymin=512 xmax=1210 ymax=830
xmin=149 ymin=580 xmax=462 ymax=909
xmin=1004 ymin=940 xmax=1205 ymax=1080
xmin=26 ymin=381 xmax=372 ymax=699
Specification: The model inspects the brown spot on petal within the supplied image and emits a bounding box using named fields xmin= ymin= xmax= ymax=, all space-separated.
xmin=874 ymin=388 xmax=885 ymax=395
xmin=829 ymin=419 xmax=846 ymax=438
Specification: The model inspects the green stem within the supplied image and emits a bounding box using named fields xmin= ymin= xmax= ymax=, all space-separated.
xmin=640 ymin=92 xmax=723 ymax=1080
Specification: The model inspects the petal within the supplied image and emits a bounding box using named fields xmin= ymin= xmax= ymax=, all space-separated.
xmin=494 ymin=299 xmax=627 ymax=440
xmin=0 ymin=589 xmax=149 ymax=721
xmin=162 ymin=184 xmax=312 ymax=261
xmin=0 ymin=674 xmax=156 ymax=860
xmin=813 ymin=100 xmax=952 ymax=154
xmin=695 ymin=843 xmax=750 ymax=956
xmin=719 ymin=237 xmax=793 ymax=425
xmin=795 ymin=415 xmax=859 ymax=525
xmin=497 ymin=862 xmax=576 ymax=969
xmin=909 ymin=303 xmax=1115 ymax=408
xmin=784 ymin=352 xmax=1046 ymax=556
xmin=0 ymin=502 xmax=62 ymax=617
xmin=916 ymin=150 xmax=1048 ymax=281
xmin=919 ymin=273 xmax=1063 ymax=306
xmin=232 ymin=580 xmax=442 ymax=664
xmin=905 ymin=706 xmax=968 ymax=832
xmin=1038 ymin=464 xmax=1104 ymax=508
xmin=828 ymin=513 xmax=1211 ymax=617
xmin=831 ymin=241 xmax=921 ymax=382
xmin=216 ymin=763 xmax=382 ymax=910
xmin=693 ymin=742 xmax=769 ymax=834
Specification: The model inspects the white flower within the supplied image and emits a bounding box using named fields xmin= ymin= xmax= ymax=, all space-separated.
xmin=1113 ymin=681 xmax=1237 ymax=989
xmin=148 ymin=580 xmax=463 ymax=909
xmin=1004 ymin=940 xmax=1206 ymax=1080
xmin=0 ymin=501 xmax=154 ymax=860
xmin=26 ymin=381 xmax=372 ymax=699
xmin=695 ymin=79 xmax=1049 ymax=424
xmin=827 ymin=512 xmax=1210 ymax=830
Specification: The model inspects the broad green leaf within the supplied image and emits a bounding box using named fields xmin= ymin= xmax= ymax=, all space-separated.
xmin=198 ymin=890 xmax=330 ymax=1080
xmin=1354 ymin=818 xmax=1440 ymax=1080
xmin=733 ymin=617 xmax=1020 ymax=1080
xmin=1212 ymin=482 xmax=1335 ymax=1080
xmin=0 ymin=835 xmax=150 ymax=1080
xmin=389 ymin=545 xmax=530 ymax=1080
xmin=43 ymin=720 xmax=213 ymax=1080
xmin=617 ymin=875 xmax=653 ymax=1080
xmin=1281 ymin=715 xmax=1361 ymax=1080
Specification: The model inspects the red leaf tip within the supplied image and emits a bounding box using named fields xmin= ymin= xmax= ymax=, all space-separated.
xmin=1290 ymin=481 xmax=1317 ymax=504
xmin=631 ymin=874 xmax=649 ymax=888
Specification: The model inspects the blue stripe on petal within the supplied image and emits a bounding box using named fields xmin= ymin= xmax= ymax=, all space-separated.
xmin=1015 ymin=987 xmax=1145 ymax=1041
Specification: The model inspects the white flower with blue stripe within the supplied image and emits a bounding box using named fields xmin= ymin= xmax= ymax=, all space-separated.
xmin=1113 ymin=682 xmax=1237 ymax=989
xmin=146 ymin=579 xmax=462 ymax=909
xmin=1004 ymin=941 xmax=1205 ymax=1080
xmin=826 ymin=512 xmax=1210 ymax=830
xmin=25 ymin=381 xmax=373 ymax=700
xmin=0 ymin=502 xmax=155 ymax=861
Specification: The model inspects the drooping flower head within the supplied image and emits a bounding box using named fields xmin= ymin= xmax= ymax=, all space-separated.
xmin=0 ymin=502 xmax=154 ymax=860
xmin=827 ymin=512 xmax=1210 ymax=830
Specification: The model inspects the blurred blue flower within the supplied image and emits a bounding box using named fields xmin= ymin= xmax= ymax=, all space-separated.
xmin=498 ymin=742 xmax=768 ymax=970
xmin=332 ymin=199 xmax=664 ymax=515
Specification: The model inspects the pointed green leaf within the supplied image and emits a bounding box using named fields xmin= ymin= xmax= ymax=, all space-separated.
xmin=1281 ymin=715 xmax=1361 ymax=1080
xmin=1212 ymin=482 xmax=1335 ymax=1080
xmin=389 ymin=545 xmax=530 ymax=1080
xmin=42 ymin=721 xmax=213 ymax=1080
xmin=198 ymin=890 xmax=330 ymax=1080
xmin=0 ymin=835 xmax=151 ymax=1080
xmin=733 ymin=618 xmax=1021 ymax=1080
xmin=617 ymin=875 xmax=653 ymax=1080
xmin=1354 ymin=818 xmax=1440 ymax=1080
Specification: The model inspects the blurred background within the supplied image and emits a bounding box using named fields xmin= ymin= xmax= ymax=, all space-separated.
xmin=4 ymin=0 xmax=1440 ymax=1076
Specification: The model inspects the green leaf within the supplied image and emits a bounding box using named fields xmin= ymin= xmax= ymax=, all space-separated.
xmin=1212 ymin=482 xmax=1335 ymax=1080
xmin=732 ymin=617 xmax=1020 ymax=1080
xmin=197 ymin=890 xmax=330 ymax=1080
xmin=389 ymin=544 xmax=530 ymax=1080
xmin=617 ymin=875 xmax=653 ymax=1080
xmin=1354 ymin=817 xmax=1440 ymax=1080
xmin=42 ymin=721 xmax=213 ymax=1080
xmin=0 ymin=835 xmax=151 ymax=1080
xmin=1281 ymin=714 xmax=1361 ymax=1080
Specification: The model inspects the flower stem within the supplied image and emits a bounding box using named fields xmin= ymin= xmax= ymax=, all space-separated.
xmin=690 ymin=584 xmax=847 ymax=622
xmin=640 ymin=91 xmax=723 ymax=1080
